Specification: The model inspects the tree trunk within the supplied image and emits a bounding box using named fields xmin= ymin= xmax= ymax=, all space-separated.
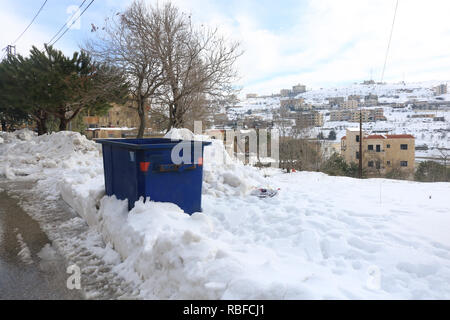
xmin=136 ymin=98 xmax=146 ymax=138
xmin=35 ymin=110 xmax=48 ymax=135
xmin=59 ymin=117 xmax=68 ymax=131
xmin=1 ymin=118 xmax=6 ymax=132
xmin=36 ymin=119 xmax=48 ymax=135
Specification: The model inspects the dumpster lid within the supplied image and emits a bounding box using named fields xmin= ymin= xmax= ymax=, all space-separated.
xmin=95 ymin=138 xmax=212 ymax=150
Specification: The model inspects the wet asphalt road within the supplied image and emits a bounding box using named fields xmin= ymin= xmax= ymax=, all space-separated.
xmin=0 ymin=189 xmax=82 ymax=300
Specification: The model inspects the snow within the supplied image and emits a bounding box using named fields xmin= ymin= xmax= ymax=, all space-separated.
xmin=16 ymin=231 xmax=33 ymax=265
xmin=1 ymin=128 xmax=450 ymax=299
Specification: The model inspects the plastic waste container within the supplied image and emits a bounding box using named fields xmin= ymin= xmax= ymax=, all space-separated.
xmin=96 ymin=138 xmax=212 ymax=214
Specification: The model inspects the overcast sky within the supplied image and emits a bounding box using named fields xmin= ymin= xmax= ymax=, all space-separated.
xmin=1 ymin=0 xmax=450 ymax=96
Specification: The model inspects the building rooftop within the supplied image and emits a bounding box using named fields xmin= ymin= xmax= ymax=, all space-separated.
xmin=365 ymin=135 xmax=386 ymax=140
xmin=341 ymin=134 xmax=415 ymax=140
xmin=386 ymin=134 xmax=415 ymax=139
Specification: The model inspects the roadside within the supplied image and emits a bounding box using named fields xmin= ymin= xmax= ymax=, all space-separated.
xmin=0 ymin=186 xmax=82 ymax=299
xmin=0 ymin=179 xmax=140 ymax=300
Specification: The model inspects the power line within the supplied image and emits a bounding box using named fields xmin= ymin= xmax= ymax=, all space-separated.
xmin=47 ymin=0 xmax=95 ymax=47
xmin=47 ymin=0 xmax=88 ymax=46
xmin=12 ymin=0 xmax=48 ymax=45
xmin=380 ymin=0 xmax=399 ymax=83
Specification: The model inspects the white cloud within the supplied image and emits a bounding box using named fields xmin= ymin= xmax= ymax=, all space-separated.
xmin=161 ymin=0 xmax=450 ymax=96
xmin=3 ymin=0 xmax=449 ymax=97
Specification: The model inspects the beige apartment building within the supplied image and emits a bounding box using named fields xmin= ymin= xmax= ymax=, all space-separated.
xmin=341 ymin=128 xmax=415 ymax=177
xmin=296 ymin=111 xmax=324 ymax=128
xmin=341 ymin=99 xmax=359 ymax=109
xmin=330 ymin=108 xmax=385 ymax=122
xmin=83 ymin=103 xmax=141 ymax=139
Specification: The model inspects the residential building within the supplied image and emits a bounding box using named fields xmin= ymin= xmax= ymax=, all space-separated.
xmin=246 ymin=93 xmax=258 ymax=99
xmin=341 ymin=128 xmax=415 ymax=177
xmin=295 ymin=111 xmax=323 ymax=128
xmin=83 ymin=103 xmax=140 ymax=129
xmin=348 ymin=95 xmax=361 ymax=102
xmin=327 ymin=97 xmax=345 ymax=106
xmin=292 ymin=84 xmax=306 ymax=94
xmin=83 ymin=103 xmax=141 ymax=139
xmin=280 ymin=97 xmax=305 ymax=110
xmin=330 ymin=108 xmax=385 ymax=122
xmin=411 ymin=114 xmax=434 ymax=119
xmin=364 ymin=94 xmax=379 ymax=106
xmin=330 ymin=110 xmax=352 ymax=122
xmin=433 ymin=84 xmax=448 ymax=95
xmin=341 ymin=99 xmax=359 ymax=109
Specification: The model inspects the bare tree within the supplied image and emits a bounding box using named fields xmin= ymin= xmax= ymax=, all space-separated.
xmin=85 ymin=1 xmax=165 ymax=138
xmin=273 ymin=107 xmax=323 ymax=172
xmin=146 ymin=2 xmax=242 ymax=130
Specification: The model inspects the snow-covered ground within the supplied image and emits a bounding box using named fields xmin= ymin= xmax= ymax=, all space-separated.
xmin=1 ymin=129 xmax=450 ymax=299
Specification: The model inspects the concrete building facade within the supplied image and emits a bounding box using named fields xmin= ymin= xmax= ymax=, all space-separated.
xmin=433 ymin=84 xmax=448 ymax=95
xmin=292 ymin=84 xmax=306 ymax=94
xmin=341 ymin=99 xmax=359 ymax=109
xmin=295 ymin=111 xmax=324 ymax=128
xmin=341 ymin=128 xmax=415 ymax=177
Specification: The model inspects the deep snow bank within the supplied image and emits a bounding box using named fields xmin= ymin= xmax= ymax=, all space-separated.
xmin=1 ymin=129 xmax=450 ymax=299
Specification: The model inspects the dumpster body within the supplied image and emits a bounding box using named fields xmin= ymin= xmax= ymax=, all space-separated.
xmin=96 ymin=138 xmax=211 ymax=214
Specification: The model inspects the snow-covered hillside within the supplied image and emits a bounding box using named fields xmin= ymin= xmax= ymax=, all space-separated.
xmin=228 ymin=82 xmax=450 ymax=159
xmin=1 ymin=129 xmax=450 ymax=299
xmin=296 ymin=81 xmax=449 ymax=105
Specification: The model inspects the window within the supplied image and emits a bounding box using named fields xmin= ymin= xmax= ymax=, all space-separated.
xmin=356 ymin=151 xmax=360 ymax=159
xmin=356 ymin=135 xmax=360 ymax=142
xmin=368 ymin=161 xmax=374 ymax=167
xmin=376 ymin=161 xmax=381 ymax=169
xmin=387 ymin=161 xmax=391 ymax=166
xmin=401 ymin=144 xmax=408 ymax=150
xmin=387 ymin=144 xmax=390 ymax=148
xmin=368 ymin=145 xmax=374 ymax=151
xmin=400 ymin=161 xmax=408 ymax=167
xmin=376 ymin=145 xmax=381 ymax=152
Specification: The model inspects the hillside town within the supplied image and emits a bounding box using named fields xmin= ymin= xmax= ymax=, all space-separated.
xmin=75 ymin=80 xmax=449 ymax=180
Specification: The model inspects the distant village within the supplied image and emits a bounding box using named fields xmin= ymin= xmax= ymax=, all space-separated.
xmin=81 ymin=81 xmax=449 ymax=179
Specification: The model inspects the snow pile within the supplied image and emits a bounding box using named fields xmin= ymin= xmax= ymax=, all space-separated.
xmin=2 ymin=128 xmax=450 ymax=299
xmin=0 ymin=128 xmax=37 ymax=144
xmin=0 ymin=130 xmax=100 ymax=182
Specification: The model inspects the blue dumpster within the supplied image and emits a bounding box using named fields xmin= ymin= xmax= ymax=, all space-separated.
xmin=95 ymin=138 xmax=212 ymax=214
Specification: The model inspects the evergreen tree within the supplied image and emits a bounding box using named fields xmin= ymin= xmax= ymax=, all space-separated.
xmin=0 ymin=46 xmax=128 ymax=134
xmin=328 ymin=130 xmax=337 ymax=140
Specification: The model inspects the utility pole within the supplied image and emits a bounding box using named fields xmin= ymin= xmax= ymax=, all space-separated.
xmin=6 ymin=45 xmax=16 ymax=57
xmin=359 ymin=107 xmax=363 ymax=178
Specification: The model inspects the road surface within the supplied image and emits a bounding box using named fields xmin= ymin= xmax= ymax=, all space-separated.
xmin=0 ymin=188 xmax=82 ymax=299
